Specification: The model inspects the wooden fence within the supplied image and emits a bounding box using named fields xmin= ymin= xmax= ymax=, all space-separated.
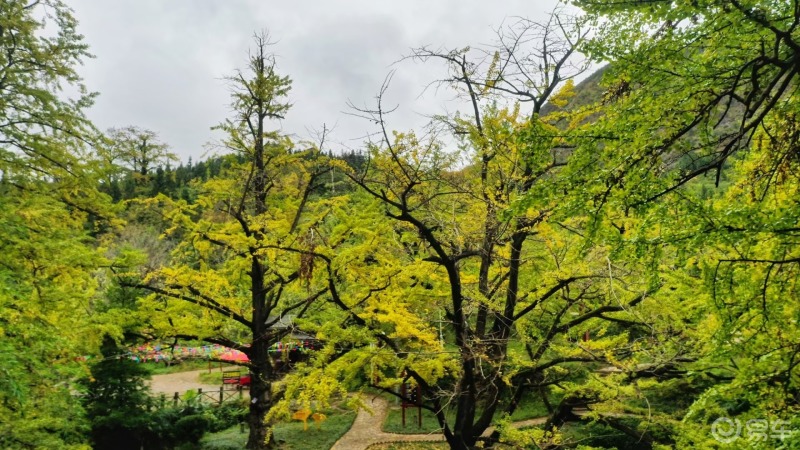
xmin=153 ymin=386 xmax=245 ymax=408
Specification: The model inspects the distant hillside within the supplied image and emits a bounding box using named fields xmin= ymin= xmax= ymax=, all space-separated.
xmin=539 ymin=62 xmax=742 ymax=194
xmin=541 ymin=64 xmax=609 ymax=117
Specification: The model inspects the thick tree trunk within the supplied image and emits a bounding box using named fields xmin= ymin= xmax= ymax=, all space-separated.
xmin=247 ymin=233 xmax=273 ymax=450
xmin=244 ymin=239 xmax=274 ymax=450
xmin=444 ymin=434 xmax=477 ymax=450
xmin=246 ymin=338 xmax=274 ymax=449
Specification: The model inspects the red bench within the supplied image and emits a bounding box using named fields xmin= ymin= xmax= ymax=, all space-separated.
xmin=222 ymin=371 xmax=251 ymax=387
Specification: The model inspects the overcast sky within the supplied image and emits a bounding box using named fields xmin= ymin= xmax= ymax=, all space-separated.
xmin=69 ymin=0 xmax=569 ymax=162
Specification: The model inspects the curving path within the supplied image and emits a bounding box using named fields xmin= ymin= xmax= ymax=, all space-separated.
xmin=330 ymin=397 xmax=551 ymax=450
xmin=148 ymin=369 xmax=222 ymax=395
xmin=331 ymin=397 xmax=445 ymax=450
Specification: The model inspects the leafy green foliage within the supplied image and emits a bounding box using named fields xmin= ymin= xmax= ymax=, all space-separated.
xmin=557 ymin=0 xmax=800 ymax=446
xmin=105 ymin=126 xmax=178 ymax=178
xmin=277 ymin=17 xmax=679 ymax=449
xmin=4 ymin=0 xmax=799 ymax=447
xmin=0 ymin=1 xmax=114 ymax=448
xmin=123 ymin=33 xmax=351 ymax=450
xmin=100 ymin=154 xmax=239 ymax=202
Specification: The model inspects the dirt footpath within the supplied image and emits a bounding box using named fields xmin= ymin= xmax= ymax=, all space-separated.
xmin=148 ymin=369 xmax=224 ymax=395
xmin=330 ymin=397 xmax=549 ymax=450
xmin=330 ymin=397 xmax=444 ymax=450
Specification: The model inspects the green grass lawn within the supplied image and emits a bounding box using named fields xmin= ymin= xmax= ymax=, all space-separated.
xmin=508 ymin=396 xmax=552 ymax=421
xmin=200 ymin=425 xmax=248 ymax=450
xmin=200 ymin=411 xmax=356 ymax=450
xmin=198 ymin=370 xmax=223 ymax=384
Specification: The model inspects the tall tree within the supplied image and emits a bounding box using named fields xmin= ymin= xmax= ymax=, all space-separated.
xmin=563 ymin=0 xmax=800 ymax=445
xmin=279 ymin=14 xmax=678 ymax=449
xmin=0 ymin=1 xmax=111 ymax=448
xmin=129 ymin=33 xmax=339 ymax=450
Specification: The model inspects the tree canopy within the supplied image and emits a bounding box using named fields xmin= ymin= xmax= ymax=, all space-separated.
xmin=0 ymin=1 xmax=109 ymax=448
xmin=4 ymin=0 xmax=800 ymax=449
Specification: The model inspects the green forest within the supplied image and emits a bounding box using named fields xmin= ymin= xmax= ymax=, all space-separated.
xmin=2 ymin=0 xmax=799 ymax=449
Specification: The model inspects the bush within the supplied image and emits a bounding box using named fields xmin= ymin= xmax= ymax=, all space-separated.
xmin=174 ymin=413 xmax=217 ymax=444
xmin=210 ymin=399 xmax=248 ymax=430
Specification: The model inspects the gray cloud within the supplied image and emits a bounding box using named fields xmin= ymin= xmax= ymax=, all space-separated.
xmin=69 ymin=0 xmax=566 ymax=160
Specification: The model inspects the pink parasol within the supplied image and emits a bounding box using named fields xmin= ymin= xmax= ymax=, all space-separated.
xmin=218 ymin=348 xmax=249 ymax=362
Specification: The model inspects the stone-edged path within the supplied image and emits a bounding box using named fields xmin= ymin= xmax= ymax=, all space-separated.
xmin=331 ymin=397 xmax=445 ymax=450
xmin=330 ymin=397 xmax=550 ymax=450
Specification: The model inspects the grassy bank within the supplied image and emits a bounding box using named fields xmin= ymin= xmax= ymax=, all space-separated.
xmin=201 ymin=411 xmax=357 ymax=450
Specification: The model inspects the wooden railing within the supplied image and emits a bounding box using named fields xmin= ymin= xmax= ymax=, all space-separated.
xmin=153 ymin=386 xmax=245 ymax=408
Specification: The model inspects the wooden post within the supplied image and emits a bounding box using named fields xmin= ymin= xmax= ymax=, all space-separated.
xmin=401 ymin=382 xmax=406 ymax=428
xmin=219 ymin=386 xmax=224 ymax=405
xmin=417 ymin=385 xmax=422 ymax=428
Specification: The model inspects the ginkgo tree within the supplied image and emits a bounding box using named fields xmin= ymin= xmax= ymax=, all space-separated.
xmin=127 ymin=34 xmax=343 ymax=450
xmin=0 ymin=1 xmax=112 ymax=449
xmin=672 ymin=103 xmax=800 ymax=448
xmin=562 ymin=0 xmax=800 ymax=446
xmin=274 ymin=14 xmax=685 ymax=450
